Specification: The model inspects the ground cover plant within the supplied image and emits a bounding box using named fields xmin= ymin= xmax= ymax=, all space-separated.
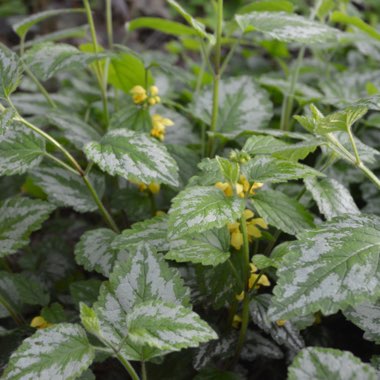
xmin=0 ymin=0 xmax=380 ymax=378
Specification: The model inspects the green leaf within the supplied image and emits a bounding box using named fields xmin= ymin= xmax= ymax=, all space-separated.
xmin=83 ymin=243 xmax=192 ymax=360
xmin=0 ymin=108 xmax=15 ymax=135
xmin=238 ymin=1 xmax=294 ymax=14
xmin=31 ymin=162 xmax=105 ymax=213
xmin=1 ymin=324 xmax=94 ymax=380
xmin=0 ymin=43 xmax=22 ymax=97
xmin=216 ymin=157 xmax=240 ymax=183
xmin=70 ymin=279 xmax=102 ymax=307
xmin=46 ymin=111 xmax=101 ymax=149
xmin=108 ymin=52 xmax=153 ymax=93
xmin=0 ymin=124 xmax=45 ymax=175
xmin=288 ymin=347 xmax=377 ymax=380
xmin=13 ymin=8 xmax=85 ymax=39
xmin=195 ymin=368 xmax=243 ymax=380
xmin=344 ymin=300 xmax=380 ymax=344
xmin=305 ymin=177 xmax=359 ymax=220
xmin=168 ymin=186 xmax=245 ymax=239
xmin=192 ymin=76 xmax=273 ymax=135
xmin=112 ymin=215 xmax=170 ymax=252
xmin=126 ymin=300 xmax=217 ymax=351
xmin=166 ymin=227 xmax=230 ymax=266
xmin=268 ymin=214 xmax=380 ymax=321
xmin=243 ymin=135 xmax=319 ymax=161
xmin=236 ymin=12 xmax=340 ymax=44
xmin=109 ymin=102 xmax=152 ymax=132
xmin=75 ymin=228 xmax=127 ymax=277
xmin=84 ymin=129 xmax=179 ymax=187
xmin=167 ymin=0 xmax=215 ymax=43
xmin=251 ymin=190 xmax=315 ymax=235
xmin=127 ymin=17 xmax=199 ymax=37
xmin=41 ymin=303 xmax=67 ymax=324
xmin=242 ymin=156 xmax=322 ymax=184
xmin=0 ymin=197 xmax=54 ymax=257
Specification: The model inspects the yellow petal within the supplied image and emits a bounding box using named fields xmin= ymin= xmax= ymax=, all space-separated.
xmin=231 ymin=230 xmax=243 ymax=250
xmin=276 ymin=319 xmax=287 ymax=327
xmin=258 ymin=274 xmax=271 ymax=287
xmin=243 ymin=209 xmax=254 ymax=220
xmin=235 ymin=291 xmax=245 ymax=301
xmin=30 ymin=316 xmax=51 ymax=329
xmin=247 ymin=224 xmax=262 ymax=238
xmin=250 ymin=263 xmax=258 ymax=273
xmin=150 ymin=85 xmax=159 ymax=96
xmin=232 ymin=314 xmax=242 ymax=329
xmin=138 ymin=183 xmax=148 ymax=192
xmin=227 ymin=222 xmax=240 ymax=232
xmin=148 ymin=182 xmax=160 ymax=194
xmin=248 ymin=273 xmax=259 ymax=289
xmin=251 ymin=218 xmax=268 ymax=229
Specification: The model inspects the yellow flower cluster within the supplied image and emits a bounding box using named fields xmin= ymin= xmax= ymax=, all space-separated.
xmin=151 ymin=114 xmax=174 ymax=141
xmin=215 ymin=175 xmax=263 ymax=198
xmin=130 ymin=85 xmax=161 ymax=105
xmin=227 ymin=209 xmax=268 ymax=250
xmin=137 ymin=182 xmax=161 ymax=194
xmin=30 ymin=316 xmax=52 ymax=329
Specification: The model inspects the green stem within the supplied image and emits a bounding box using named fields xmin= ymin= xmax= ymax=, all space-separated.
xmin=19 ymin=35 xmax=25 ymax=55
xmin=0 ymin=294 xmax=24 ymax=326
xmin=347 ymin=127 xmax=361 ymax=165
xmin=141 ymin=362 xmax=147 ymax=380
xmin=106 ymin=0 xmax=114 ymax=48
xmin=83 ymin=0 xmax=109 ymax=126
xmin=115 ymin=352 xmax=140 ymax=380
xmin=44 ymin=153 xmax=79 ymax=175
xmin=207 ymin=0 xmax=223 ymax=156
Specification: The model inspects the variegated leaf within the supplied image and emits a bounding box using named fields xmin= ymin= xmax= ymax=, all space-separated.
xmin=268 ymin=214 xmax=380 ymax=321
xmin=1 ymin=324 xmax=94 ymax=380
xmin=166 ymin=227 xmax=230 ymax=266
xmin=0 ymin=43 xmax=22 ymax=97
xmin=192 ymin=76 xmax=273 ymax=135
xmin=344 ymin=300 xmax=380 ymax=344
xmin=0 ymin=124 xmax=45 ymax=176
xmin=85 ymin=129 xmax=179 ymax=187
xmin=0 ymin=197 xmax=55 ymax=257
xmin=305 ymin=177 xmax=360 ymax=220
xmin=168 ymin=186 xmax=245 ymax=239
xmin=288 ymin=347 xmax=377 ymax=380
xmin=31 ymin=162 xmax=105 ymax=213
xmin=75 ymin=229 xmax=128 ymax=277
xmin=126 ymin=300 xmax=217 ymax=351
xmin=82 ymin=243 xmax=190 ymax=360
xmin=236 ymin=11 xmax=340 ymax=44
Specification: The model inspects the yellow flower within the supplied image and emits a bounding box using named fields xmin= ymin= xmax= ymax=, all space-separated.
xmin=30 ymin=316 xmax=52 ymax=329
xmin=276 ymin=319 xmax=287 ymax=327
xmin=130 ymin=85 xmax=148 ymax=104
xmin=236 ymin=291 xmax=245 ymax=301
xmin=228 ymin=222 xmax=243 ymax=250
xmin=138 ymin=182 xmax=160 ymax=194
xmin=248 ymin=263 xmax=271 ymax=289
xmin=250 ymin=182 xmax=264 ymax=195
xmin=150 ymin=86 xmax=159 ymax=96
xmin=215 ymin=182 xmax=234 ymax=197
xmin=232 ymin=314 xmax=242 ymax=329
xmin=151 ymin=114 xmax=174 ymax=141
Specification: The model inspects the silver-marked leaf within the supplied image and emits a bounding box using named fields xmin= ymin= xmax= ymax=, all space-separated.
xmin=0 ymin=43 xmax=22 ymax=97
xmin=85 ymin=243 xmax=190 ymax=360
xmin=305 ymin=177 xmax=360 ymax=220
xmin=126 ymin=300 xmax=217 ymax=351
xmin=1 ymin=323 xmax=94 ymax=380
xmin=46 ymin=111 xmax=101 ymax=149
xmin=13 ymin=8 xmax=85 ymax=39
xmin=268 ymin=214 xmax=380 ymax=321
xmin=288 ymin=347 xmax=377 ymax=380
xmin=192 ymin=76 xmax=273 ymax=135
xmin=344 ymin=300 xmax=380 ymax=344
xmin=242 ymin=156 xmax=322 ymax=184
xmin=236 ymin=11 xmax=340 ymax=44
xmin=0 ymin=108 xmax=15 ymax=135
xmin=251 ymin=190 xmax=315 ymax=235
xmin=85 ymin=129 xmax=179 ymax=187
xmin=112 ymin=215 xmax=169 ymax=252
xmin=31 ymin=162 xmax=105 ymax=213
xmin=166 ymin=227 xmax=230 ymax=266
xmin=168 ymin=186 xmax=245 ymax=239
xmin=0 ymin=197 xmax=55 ymax=257
xmin=243 ymin=135 xmax=319 ymax=162
xmin=0 ymin=124 xmax=45 ymax=175
xmin=75 ymin=228 xmax=128 ymax=277
xmin=24 ymin=42 xmax=105 ymax=81
xmin=242 ymin=330 xmax=283 ymax=361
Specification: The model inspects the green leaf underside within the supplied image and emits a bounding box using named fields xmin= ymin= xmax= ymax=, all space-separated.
xmin=0 ymin=197 xmax=55 ymax=257
xmin=0 ymin=124 xmax=45 ymax=175
xmin=288 ymin=347 xmax=377 ymax=380
xmin=242 ymin=156 xmax=322 ymax=184
xmin=268 ymin=214 xmax=380 ymax=321
xmin=1 ymin=323 xmax=94 ymax=380
xmin=243 ymin=135 xmax=319 ymax=161
xmin=0 ymin=43 xmax=22 ymax=97
xmin=168 ymin=186 xmax=245 ymax=239
xmin=85 ymin=243 xmax=193 ymax=360
xmin=305 ymin=177 xmax=360 ymax=220
xmin=75 ymin=228 xmax=127 ymax=277
xmin=236 ymin=11 xmax=340 ymax=44
xmin=192 ymin=76 xmax=273 ymax=135
xmin=31 ymin=162 xmax=105 ymax=213
xmin=166 ymin=227 xmax=230 ymax=266
xmin=24 ymin=42 xmax=105 ymax=81
xmin=344 ymin=300 xmax=380 ymax=344
xmin=84 ymin=129 xmax=179 ymax=187
xmin=127 ymin=300 xmax=217 ymax=351
xmin=112 ymin=215 xmax=170 ymax=252
xmin=252 ymin=190 xmax=315 ymax=235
